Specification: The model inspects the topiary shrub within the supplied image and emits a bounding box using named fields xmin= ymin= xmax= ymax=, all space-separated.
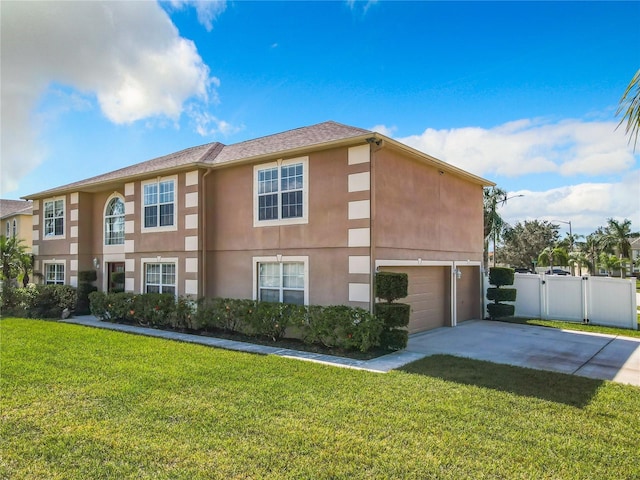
xmin=76 ymin=270 xmax=98 ymax=315
xmin=375 ymin=271 xmax=410 ymax=350
xmin=375 ymin=272 xmax=409 ymax=303
xmin=486 ymin=267 xmax=517 ymax=320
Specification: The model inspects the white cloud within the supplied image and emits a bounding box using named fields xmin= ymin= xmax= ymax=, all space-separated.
xmin=0 ymin=1 xmax=224 ymax=195
xmin=392 ymin=118 xmax=636 ymax=179
xmin=169 ymin=0 xmax=227 ymax=32
xmin=371 ymin=124 xmax=397 ymax=137
xmin=498 ymin=170 xmax=640 ymax=236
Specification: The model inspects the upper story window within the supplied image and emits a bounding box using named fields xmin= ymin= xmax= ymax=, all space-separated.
xmin=143 ymin=179 xmax=175 ymax=229
xmin=5 ymin=221 xmax=9 ymax=237
xmin=12 ymin=219 xmax=17 ymax=237
xmin=104 ymin=196 xmax=125 ymax=245
xmin=44 ymin=198 xmax=65 ymax=237
xmin=254 ymin=157 xmax=308 ymax=227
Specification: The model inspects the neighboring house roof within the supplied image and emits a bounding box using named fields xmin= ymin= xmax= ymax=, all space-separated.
xmin=0 ymin=199 xmax=33 ymax=220
xmin=630 ymin=236 xmax=640 ymax=250
xmin=24 ymin=120 xmax=493 ymax=199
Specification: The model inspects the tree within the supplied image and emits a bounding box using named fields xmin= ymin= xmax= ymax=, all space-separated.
xmin=598 ymin=218 xmax=636 ymax=278
xmin=537 ymin=246 xmax=569 ymax=271
xmin=582 ymin=230 xmax=604 ymax=275
xmin=483 ymin=187 xmax=507 ymax=268
xmin=568 ymin=250 xmax=592 ymax=277
xmin=0 ymin=235 xmax=32 ymax=287
xmin=499 ymin=220 xmax=560 ymax=269
xmin=617 ymin=69 xmax=640 ymax=151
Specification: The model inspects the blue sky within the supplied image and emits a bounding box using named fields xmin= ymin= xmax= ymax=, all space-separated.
xmin=2 ymin=1 xmax=639 ymax=238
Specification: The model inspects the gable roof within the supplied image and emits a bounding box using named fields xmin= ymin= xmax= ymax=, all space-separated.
xmin=24 ymin=120 xmax=492 ymax=198
xmin=0 ymin=199 xmax=33 ymax=220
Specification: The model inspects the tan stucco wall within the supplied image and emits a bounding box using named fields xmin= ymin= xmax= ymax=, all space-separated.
xmin=373 ymin=147 xmax=484 ymax=261
xmin=204 ymin=146 xmax=364 ymax=305
xmin=3 ymin=213 xmax=33 ymax=250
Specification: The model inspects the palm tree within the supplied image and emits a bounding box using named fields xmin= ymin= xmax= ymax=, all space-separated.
xmin=598 ymin=218 xmax=636 ymax=278
xmin=568 ymin=250 xmax=592 ymax=276
xmin=0 ymin=235 xmax=32 ymax=288
xmin=599 ymin=253 xmax=622 ymax=277
xmin=538 ymin=246 xmax=569 ymax=272
xmin=617 ymin=69 xmax=640 ymax=151
xmin=483 ymin=187 xmax=507 ymax=268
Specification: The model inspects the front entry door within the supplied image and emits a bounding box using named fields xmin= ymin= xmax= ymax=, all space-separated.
xmin=107 ymin=262 xmax=125 ymax=293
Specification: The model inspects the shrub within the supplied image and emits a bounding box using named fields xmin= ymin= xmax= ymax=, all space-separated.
xmin=299 ymin=305 xmax=382 ymax=352
xmin=375 ymin=271 xmax=410 ymax=351
xmin=379 ymin=328 xmax=409 ymax=351
xmin=246 ymin=301 xmax=295 ymax=341
xmin=89 ymin=291 xmax=109 ymax=320
xmin=487 ymin=303 xmax=515 ymax=319
xmin=76 ymin=270 xmax=98 ymax=315
xmin=29 ymin=285 xmax=77 ymax=318
xmin=489 ymin=267 xmax=515 ymax=288
xmin=374 ymin=303 xmax=410 ymax=328
xmin=171 ymin=296 xmax=196 ymax=330
xmin=132 ymin=293 xmax=175 ymax=327
xmin=487 ymin=267 xmax=517 ymax=320
xmin=375 ymin=272 xmax=408 ymax=303
xmin=106 ymin=292 xmax=135 ymax=322
xmin=486 ymin=287 xmax=517 ymax=302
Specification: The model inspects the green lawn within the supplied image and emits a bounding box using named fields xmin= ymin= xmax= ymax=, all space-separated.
xmin=2 ymin=318 xmax=639 ymax=479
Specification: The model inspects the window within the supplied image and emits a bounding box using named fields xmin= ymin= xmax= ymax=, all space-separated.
xmin=145 ymin=263 xmax=176 ymax=295
xmin=143 ymin=179 xmax=174 ymax=228
xmin=254 ymin=158 xmax=308 ymax=226
xmin=258 ymin=262 xmax=305 ymax=305
xmin=45 ymin=264 xmax=65 ymax=285
xmin=44 ymin=199 xmax=64 ymax=237
xmin=104 ymin=197 xmax=125 ymax=245
xmin=12 ymin=219 xmax=17 ymax=237
xmin=5 ymin=221 xmax=9 ymax=237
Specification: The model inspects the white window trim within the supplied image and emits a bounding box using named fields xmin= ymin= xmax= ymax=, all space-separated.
xmin=42 ymin=196 xmax=66 ymax=240
xmin=252 ymin=255 xmax=309 ymax=305
xmin=141 ymin=176 xmax=178 ymax=233
xmin=5 ymin=221 xmax=9 ymax=237
xmin=103 ymin=192 xmax=126 ymax=250
xmin=12 ymin=219 xmax=17 ymax=237
xmin=253 ymin=157 xmax=309 ymax=228
xmin=140 ymin=257 xmax=178 ymax=296
xmin=43 ymin=260 xmax=66 ymax=285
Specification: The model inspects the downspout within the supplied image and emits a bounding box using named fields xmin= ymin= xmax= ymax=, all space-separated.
xmin=201 ymin=168 xmax=212 ymax=298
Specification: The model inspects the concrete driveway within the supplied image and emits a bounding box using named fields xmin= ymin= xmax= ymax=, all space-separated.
xmin=406 ymin=320 xmax=640 ymax=387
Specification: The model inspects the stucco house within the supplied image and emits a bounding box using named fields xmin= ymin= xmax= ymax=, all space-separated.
xmin=0 ymin=199 xmax=33 ymax=250
xmin=25 ymin=121 xmax=493 ymax=333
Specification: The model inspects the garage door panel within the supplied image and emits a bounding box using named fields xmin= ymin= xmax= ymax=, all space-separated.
xmin=381 ymin=266 xmax=450 ymax=333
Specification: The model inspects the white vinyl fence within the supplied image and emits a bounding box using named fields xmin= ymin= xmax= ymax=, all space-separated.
xmin=484 ymin=274 xmax=637 ymax=330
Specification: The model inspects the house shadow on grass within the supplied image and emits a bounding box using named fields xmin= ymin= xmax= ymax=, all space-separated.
xmin=398 ymin=354 xmax=604 ymax=408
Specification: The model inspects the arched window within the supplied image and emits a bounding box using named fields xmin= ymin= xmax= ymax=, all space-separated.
xmin=104 ymin=197 xmax=125 ymax=245
xmin=5 ymin=221 xmax=9 ymax=237
xmin=12 ymin=219 xmax=17 ymax=237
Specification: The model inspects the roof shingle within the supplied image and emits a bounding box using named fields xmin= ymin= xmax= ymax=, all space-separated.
xmin=0 ymin=199 xmax=33 ymax=219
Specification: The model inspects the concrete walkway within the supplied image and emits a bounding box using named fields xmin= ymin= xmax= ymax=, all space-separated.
xmin=64 ymin=316 xmax=640 ymax=387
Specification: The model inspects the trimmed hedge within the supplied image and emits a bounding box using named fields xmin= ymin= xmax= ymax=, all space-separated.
xmin=374 ymin=303 xmax=410 ymax=328
xmin=489 ymin=267 xmax=515 ymax=288
xmin=487 ymin=303 xmax=515 ymax=319
xmin=1 ymin=284 xmax=77 ymax=318
xmin=486 ymin=287 xmax=517 ymax=302
xmin=486 ymin=267 xmax=517 ymax=320
xmin=89 ymin=292 xmax=383 ymax=353
xmin=375 ymin=271 xmax=410 ymax=351
xmin=76 ymin=270 xmax=98 ymax=315
xmin=375 ymin=272 xmax=408 ymax=303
